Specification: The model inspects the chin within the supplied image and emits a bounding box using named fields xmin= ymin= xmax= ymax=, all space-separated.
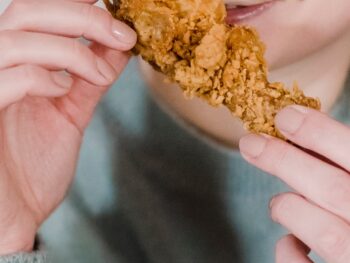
xmin=233 ymin=0 xmax=350 ymax=70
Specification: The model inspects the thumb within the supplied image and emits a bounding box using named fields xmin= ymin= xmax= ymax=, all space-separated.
xmin=54 ymin=42 xmax=131 ymax=132
xmin=92 ymin=41 xmax=132 ymax=73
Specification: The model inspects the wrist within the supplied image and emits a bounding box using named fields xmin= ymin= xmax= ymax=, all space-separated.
xmin=0 ymin=215 xmax=37 ymax=256
xmin=0 ymin=236 xmax=35 ymax=256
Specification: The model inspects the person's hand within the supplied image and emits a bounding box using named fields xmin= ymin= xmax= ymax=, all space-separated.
xmin=0 ymin=0 xmax=136 ymax=255
xmin=239 ymin=105 xmax=350 ymax=263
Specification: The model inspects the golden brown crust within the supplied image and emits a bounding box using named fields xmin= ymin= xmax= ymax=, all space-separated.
xmin=104 ymin=0 xmax=320 ymax=138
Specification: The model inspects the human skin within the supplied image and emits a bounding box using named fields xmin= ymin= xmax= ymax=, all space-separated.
xmin=0 ymin=1 xmax=350 ymax=263
xmin=143 ymin=0 xmax=350 ymax=147
xmin=141 ymin=0 xmax=350 ymax=261
xmin=0 ymin=0 xmax=136 ymax=255
xmin=235 ymin=0 xmax=350 ymax=261
xmin=240 ymin=106 xmax=350 ymax=262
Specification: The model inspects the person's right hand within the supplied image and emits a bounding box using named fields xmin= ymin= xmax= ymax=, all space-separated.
xmin=0 ymin=0 xmax=136 ymax=255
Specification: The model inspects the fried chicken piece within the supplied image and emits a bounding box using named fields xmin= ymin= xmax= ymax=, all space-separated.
xmin=104 ymin=0 xmax=320 ymax=138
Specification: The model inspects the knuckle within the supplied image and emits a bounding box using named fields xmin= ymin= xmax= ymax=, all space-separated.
xmin=80 ymin=4 xmax=94 ymax=24
xmin=318 ymin=226 xmax=350 ymax=260
xmin=71 ymin=40 xmax=93 ymax=62
xmin=325 ymin=181 xmax=350 ymax=215
xmin=21 ymin=65 xmax=42 ymax=89
xmin=297 ymin=113 xmax=324 ymax=144
xmin=80 ymin=4 xmax=95 ymax=19
xmin=81 ymin=5 xmax=110 ymax=32
xmin=7 ymin=0 xmax=33 ymax=15
xmin=271 ymin=143 xmax=291 ymax=175
xmin=3 ymin=0 xmax=40 ymax=30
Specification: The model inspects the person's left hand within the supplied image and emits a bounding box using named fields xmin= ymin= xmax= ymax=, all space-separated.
xmin=239 ymin=105 xmax=350 ymax=263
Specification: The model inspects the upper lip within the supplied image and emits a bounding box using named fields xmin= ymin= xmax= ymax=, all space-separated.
xmin=225 ymin=0 xmax=271 ymax=7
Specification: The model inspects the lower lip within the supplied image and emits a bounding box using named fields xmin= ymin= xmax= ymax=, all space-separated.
xmin=225 ymin=1 xmax=275 ymax=24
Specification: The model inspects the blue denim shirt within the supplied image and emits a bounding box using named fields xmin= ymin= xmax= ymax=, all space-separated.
xmin=3 ymin=59 xmax=348 ymax=263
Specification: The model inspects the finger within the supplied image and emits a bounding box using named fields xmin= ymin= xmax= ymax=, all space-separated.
xmin=239 ymin=134 xmax=350 ymax=223
xmin=0 ymin=0 xmax=136 ymax=51
xmin=58 ymin=0 xmax=98 ymax=3
xmin=275 ymin=105 xmax=350 ymax=172
xmin=270 ymin=193 xmax=350 ymax=263
xmin=0 ymin=30 xmax=116 ymax=86
xmin=71 ymin=0 xmax=98 ymax=3
xmin=276 ymin=234 xmax=313 ymax=263
xmin=0 ymin=65 xmax=72 ymax=110
xmin=53 ymin=42 xmax=130 ymax=132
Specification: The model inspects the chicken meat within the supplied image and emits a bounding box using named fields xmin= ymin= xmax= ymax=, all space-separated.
xmin=103 ymin=0 xmax=320 ymax=138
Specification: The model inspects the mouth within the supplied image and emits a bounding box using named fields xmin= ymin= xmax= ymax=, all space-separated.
xmin=225 ymin=0 xmax=276 ymax=24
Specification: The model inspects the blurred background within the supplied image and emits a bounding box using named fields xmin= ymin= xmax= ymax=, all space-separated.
xmin=0 ymin=0 xmax=11 ymax=13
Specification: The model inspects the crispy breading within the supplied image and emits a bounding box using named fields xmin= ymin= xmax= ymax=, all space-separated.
xmin=104 ymin=0 xmax=320 ymax=138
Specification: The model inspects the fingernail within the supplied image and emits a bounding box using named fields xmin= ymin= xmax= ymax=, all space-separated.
xmin=96 ymin=57 xmax=116 ymax=82
xmin=111 ymin=21 xmax=137 ymax=45
xmin=51 ymin=73 xmax=73 ymax=89
xmin=239 ymin=134 xmax=267 ymax=158
xmin=275 ymin=105 xmax=307 ymax=134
